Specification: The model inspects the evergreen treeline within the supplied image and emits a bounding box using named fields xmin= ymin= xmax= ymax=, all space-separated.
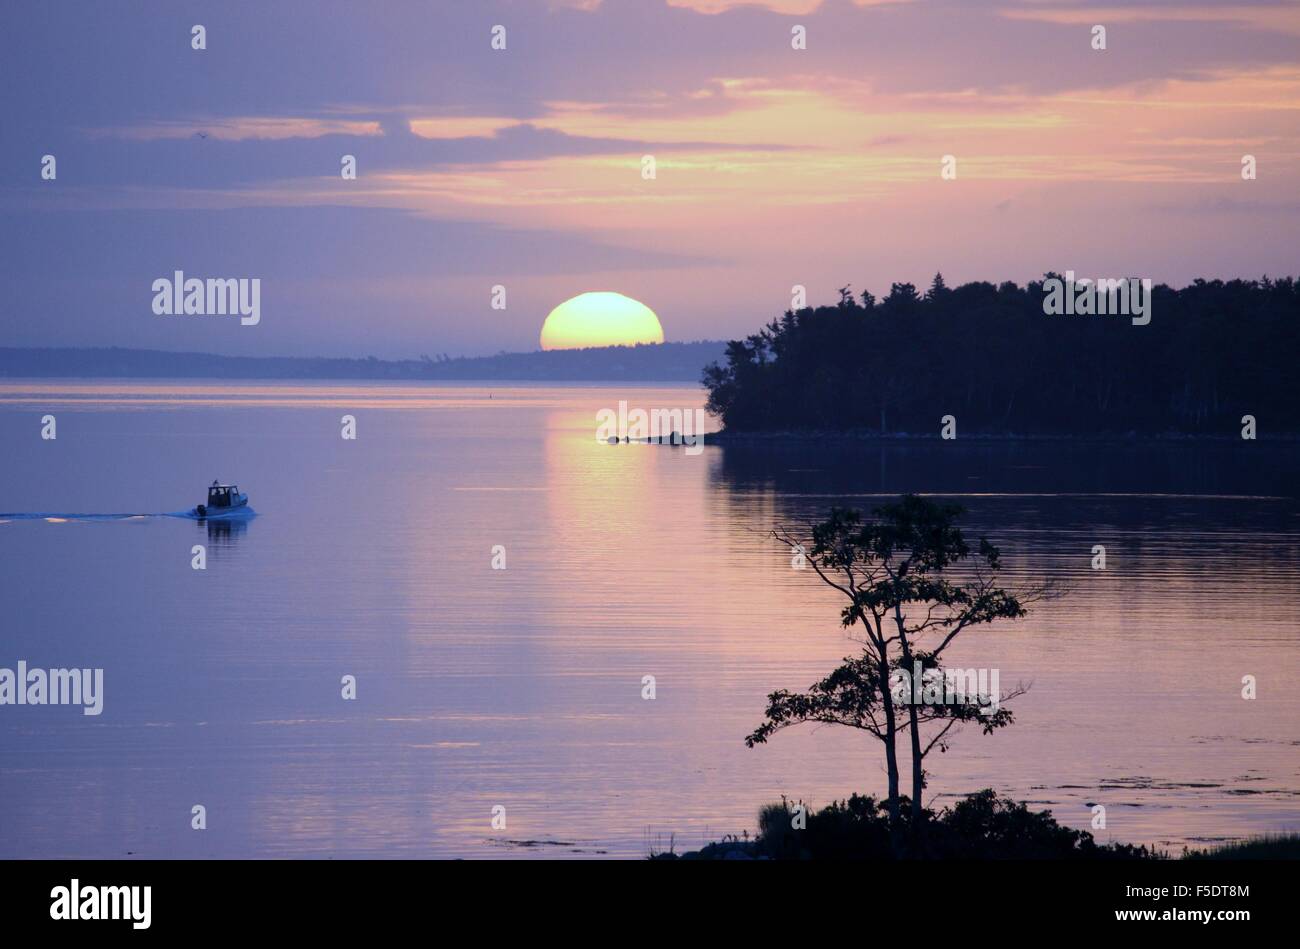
xmin=703 ymin=275 xmax=1300 ymax=435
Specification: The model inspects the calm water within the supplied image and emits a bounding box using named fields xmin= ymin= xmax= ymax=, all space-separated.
xmin=1 ymin=380 xmax=1297 ymax=858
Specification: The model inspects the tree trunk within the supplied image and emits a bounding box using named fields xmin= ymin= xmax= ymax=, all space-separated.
xmin=907 ymin=703 xmax=924 ymax=838
xmin=876 ymin=659 xmax=902 ymax=851
xmin=894 ymin=603 xmax=925 ymax=852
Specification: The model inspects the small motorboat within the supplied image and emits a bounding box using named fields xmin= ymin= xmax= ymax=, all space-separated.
xmin=194 ymin=480 xmax=250 ymax=518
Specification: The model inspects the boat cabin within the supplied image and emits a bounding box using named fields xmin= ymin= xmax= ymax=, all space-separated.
xmin=208 ymin=482 xmax=241 ymax=508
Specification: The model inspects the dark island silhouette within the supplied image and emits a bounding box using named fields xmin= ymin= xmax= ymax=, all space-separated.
xmin=704 ymin=275 xmax=1299 ymax=437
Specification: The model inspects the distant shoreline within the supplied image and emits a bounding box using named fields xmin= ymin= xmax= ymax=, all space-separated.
xmin=0 ymin=343 xmax=726 ymax=384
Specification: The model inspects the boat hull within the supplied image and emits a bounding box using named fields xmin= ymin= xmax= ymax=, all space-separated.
xmin=194 ymin=501 xmax=252 ymax=519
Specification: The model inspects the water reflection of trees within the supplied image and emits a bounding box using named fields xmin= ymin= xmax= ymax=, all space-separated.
xmin=707 ymin=440 xmax=1300 ymax=591
xmin=710 ymin=439 xmax=1300 ymax=506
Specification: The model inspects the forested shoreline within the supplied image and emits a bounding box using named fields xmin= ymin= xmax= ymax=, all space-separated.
xmin=703 ymin=275 xmax=1299 ymax=436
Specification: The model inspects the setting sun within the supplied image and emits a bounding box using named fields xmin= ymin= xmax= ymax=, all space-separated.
xmin=539 ymin=292 xmax=665 ymax=351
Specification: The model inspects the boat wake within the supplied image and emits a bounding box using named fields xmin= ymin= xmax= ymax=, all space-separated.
xmin=0 ymin=510 xmax=255 ymax=522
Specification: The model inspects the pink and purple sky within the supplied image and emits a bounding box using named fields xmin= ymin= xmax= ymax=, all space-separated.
xmin=2 ymin=0 xmax=1298 ymax=356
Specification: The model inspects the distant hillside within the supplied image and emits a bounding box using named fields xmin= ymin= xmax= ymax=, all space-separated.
xmin=0 ymin=342 xmax=726 ymax=383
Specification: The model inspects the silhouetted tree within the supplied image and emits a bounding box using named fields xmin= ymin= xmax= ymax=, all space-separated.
xmin=925 ymin=271 xmax=949 ymax=302
xmin=747 ymin=496 xmax=1052 ymax=850
xmin=884 ymin=281 xmax=920 ymax=314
